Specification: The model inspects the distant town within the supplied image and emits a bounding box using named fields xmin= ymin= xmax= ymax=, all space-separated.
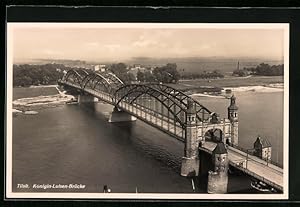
xmin=13 ymin=58 xmax=284 ymax=88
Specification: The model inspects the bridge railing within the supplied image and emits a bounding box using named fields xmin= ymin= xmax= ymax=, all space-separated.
xmin=227 ymin=142 xmax=283 ymax=168
xmin=229 ymin=161 xmax=283 ymax=192
xmin=227 ymin=142 xmax=255 ymax=155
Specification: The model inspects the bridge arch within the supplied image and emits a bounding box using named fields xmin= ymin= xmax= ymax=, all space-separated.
xmin=82 ymin=72 xmax=112 ymax=93
xmin=204 ymin=128 xmax=223 ymax=143
xmin=147 ymin=84 xmax=211 ymax=121
xmin=106 ymin=72 xmax=124 ymax=85
xmin=114 ymin=84 xmax=189 ymax=127
xmin=63 ymin=69 xmax=84 ymax=86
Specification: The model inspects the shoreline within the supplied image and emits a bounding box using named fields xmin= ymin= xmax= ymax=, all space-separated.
xmin=191 ymin=83 xmax=283 ymax=99
xmin=13 ymin=86 xmax=75 ymax=115
xmin=12 ymin=81 xmax=283 ymax=115
xmin=172 ymin=75 xmax=283 ymax=92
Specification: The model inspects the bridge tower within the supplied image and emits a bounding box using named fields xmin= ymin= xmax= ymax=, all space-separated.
xmin=253 ymin=136 xmax=272 ymax=162
xmin=181 ymin=99 xmax=200 ymax=177
xmin=207 ymin=142 xmax=229 ymax=194
xmin=228 ymin=94 xmax=239 ymax=145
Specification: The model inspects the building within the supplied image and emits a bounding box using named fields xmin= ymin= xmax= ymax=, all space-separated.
xmin=253 ymin=136 xmax=272 ymax=161
xmin=94 ymin=64 xmax=106 ymax=72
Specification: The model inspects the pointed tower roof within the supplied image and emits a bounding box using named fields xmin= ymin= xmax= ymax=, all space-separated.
xmin=213 ymin=142 xmax=227 ymax=154
xmin=228 ymin=94 xmax=238 ymax=110
xmin=254 ymin=136 xmax=272 ymax=148
xmin=187 ymin=98 xmax=196 ymax=114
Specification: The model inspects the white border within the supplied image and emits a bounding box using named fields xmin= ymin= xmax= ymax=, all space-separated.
xmin=6 ymin=23 xmax=289 ymax=200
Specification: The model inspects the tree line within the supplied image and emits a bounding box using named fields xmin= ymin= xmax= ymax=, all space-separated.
xmin=136 ymin=63 xmax=180 ymax=83
xmin=233 ymin=63 xmax=284 ymax=77
xmin=13 ymin=62 xmax=226 ymax=87
xmin=109 ymin=63 xmax=224 ymax=83
xmin=13 ymin=64 xmax=68 ymax=87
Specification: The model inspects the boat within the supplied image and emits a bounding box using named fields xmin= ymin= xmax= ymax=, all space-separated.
xmin=24 ymin=110 xmax=38 ymax=115
xmin=66 ymin=99 xmax=78 ymax=104
xmin=225 ymin=89 xmax=232 ymax=93
xmin=250 ymin=180 xmax=277 ymax=193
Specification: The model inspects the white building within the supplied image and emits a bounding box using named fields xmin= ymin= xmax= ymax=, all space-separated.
xmin=94 ymin=64 xmax=106 ymax=72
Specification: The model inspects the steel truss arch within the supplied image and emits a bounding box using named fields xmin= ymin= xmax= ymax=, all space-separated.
xmin=146 ymin=83 xmax=212 ymax=121
xmin=62 ymin=69 xmax=125 ymax=93
xmin=106 ymin=72 xmax=124 ymax=85
xmin=64 ymin=69 xmax=83 ymax=86
xmin=82 ymin=72 xmax=112 ymax=93
xmin=114 ymin=84 xmax=190 ymax=127
xmin=115 ymin=84 xmax=212 ymax=122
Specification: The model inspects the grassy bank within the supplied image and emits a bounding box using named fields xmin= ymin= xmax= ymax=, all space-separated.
xmin=13 ymin=86 xmax=59 ymax=100
xmin=12 ymin=86 xmax=73 ymax=113
xmin=167 ymin=76 xmax=283 ymax=92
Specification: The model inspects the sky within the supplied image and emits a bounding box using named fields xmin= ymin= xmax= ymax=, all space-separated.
xmin=9 ymin=24 xmax=286 ymax=62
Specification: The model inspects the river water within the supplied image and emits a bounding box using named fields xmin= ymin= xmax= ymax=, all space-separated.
xmin=12 ymin=90 xmax=284 ymax=193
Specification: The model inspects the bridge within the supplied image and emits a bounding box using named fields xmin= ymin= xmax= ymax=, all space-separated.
xmin=58 ymin=69 xmax=283 ymax=193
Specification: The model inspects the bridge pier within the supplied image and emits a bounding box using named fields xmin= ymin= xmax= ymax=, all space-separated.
xmin=108 ymin=107 xmax=137 ymax=122
xmin=78 ymin=94 xmax=98 ymax=103
xmin=207 ymin=142 xmax=229 ymax=194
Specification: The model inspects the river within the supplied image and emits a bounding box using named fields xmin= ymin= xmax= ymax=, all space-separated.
xmin=12 ymin=90 xmax=284 ymax=193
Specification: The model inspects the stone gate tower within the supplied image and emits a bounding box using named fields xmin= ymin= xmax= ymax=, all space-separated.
xmin=228 ymin=95 xmax=239 ymax=145
xmin=181 ymin=99 xmax=199 ymax=176
xmin=207 ymin=142 xmax=229 ymax=194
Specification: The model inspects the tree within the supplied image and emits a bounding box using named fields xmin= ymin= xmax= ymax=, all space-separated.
xmin=13 ymin=64 xmax=67 ymax=87
xmin=232 ymin=69 xmax=248 ymax=77
xmin=108 ymin=63 xmax=132 ymax=83
xmin=144 ymin=71 xmax=156 ymax=82
xmin=152 ymin=63 xmax=181 ymax=83
xmin=137 ymin=69 xmax=145 ymax=82
xmin=239 ymin=63 xmax=284 ymax=76
xmin=109 ymin=63 xmax=127 ymax=75
xmin=124 ymin=73 xmax=136 ymax=83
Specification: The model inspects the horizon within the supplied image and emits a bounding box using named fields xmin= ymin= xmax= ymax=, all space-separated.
xmin=9 ymin=23 xmax=286 ymax=63
xmin=14 ymin=56 xmax=284 ymax=65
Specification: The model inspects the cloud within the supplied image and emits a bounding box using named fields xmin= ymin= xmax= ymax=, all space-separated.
xmin=104 ymin=44 xmax=121 ymax=52
xmin=132 ymin=32 xmax=172 ymax=50
xmin=133 ymin=39 xmax=158 ymax=48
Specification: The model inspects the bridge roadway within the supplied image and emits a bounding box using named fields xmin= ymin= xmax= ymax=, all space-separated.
xmin=200 ymin=142 xmax=283 ymax=191
xmin=62 ymin=81 xmax=186 ymax=140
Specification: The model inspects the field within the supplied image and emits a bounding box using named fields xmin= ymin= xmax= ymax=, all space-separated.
xmin=13 ymin=86 xmax=59 ymax=100
xmin=168 ymin=76 xmax=284 ymax=91
xmin=12 ymin=76 xmax=283 ymax=100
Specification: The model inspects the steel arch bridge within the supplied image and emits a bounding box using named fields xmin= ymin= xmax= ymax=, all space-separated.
xmin=59 ymin=69 xmax=214 ymax=141
xmin=58 ymin=69 xmax=284 ymax=192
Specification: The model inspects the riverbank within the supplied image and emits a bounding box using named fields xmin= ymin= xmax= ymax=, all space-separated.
xmin=12 ymin=75 xmax=284 ymax=113
xmin=13 ymin=85 xmax=59 ymax=100
xmin=168 ymin=75 xmax=284 ymax=95
xmin=13 ymin=85 xmax=75 ymax=115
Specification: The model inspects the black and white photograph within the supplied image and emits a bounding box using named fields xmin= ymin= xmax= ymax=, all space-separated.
xmin=6 ymin=23 xmax=289 ymax=199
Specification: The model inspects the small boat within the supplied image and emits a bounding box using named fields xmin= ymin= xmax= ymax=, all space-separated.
xmin=24 ymin=110 xmax=38 ymax=115
xmin=225 ymin=89 xmax=232 ymax=93
xmin=250 ymin=180 xmax=277 ymax=193
xmin=66 ymin=99 xmax=78 ymax=104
